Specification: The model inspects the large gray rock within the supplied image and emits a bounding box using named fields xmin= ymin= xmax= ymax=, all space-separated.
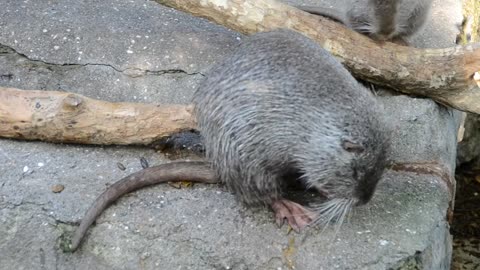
xmin=0 ymin=0 xmax=242 ymax=104
xmin=0 ymin=0 xmax=462 ymax=269
xmin=457 ymin=113 xmax=480 ymax=166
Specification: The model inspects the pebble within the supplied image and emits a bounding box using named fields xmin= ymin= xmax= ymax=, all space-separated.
xmin=117 ymin=162 xmax=126 ymax=171
xmin=140 ymin=157 xmax=149 ymax=169
xmin=51 ymin=184 xmax=65 ymax=193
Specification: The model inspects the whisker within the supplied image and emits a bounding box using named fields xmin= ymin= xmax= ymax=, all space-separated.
xmin=310 ymin=198 xmax=354 ymax=237
xmin=332 ymin=199 xmax=353 ymax=237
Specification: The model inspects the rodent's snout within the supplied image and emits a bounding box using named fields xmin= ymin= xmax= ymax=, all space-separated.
xmin=354 ymin=197 xmax=368 ymax=207
xmin=353 ymin=185 xmax=376 ymax=206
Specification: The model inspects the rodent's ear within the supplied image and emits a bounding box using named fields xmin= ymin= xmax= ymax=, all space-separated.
xmin=342 ymin=140 xmax=365 ymax=154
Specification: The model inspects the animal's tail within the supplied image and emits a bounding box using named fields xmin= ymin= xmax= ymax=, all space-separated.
xmin=70 ymin=161 xmax=216 ymax=251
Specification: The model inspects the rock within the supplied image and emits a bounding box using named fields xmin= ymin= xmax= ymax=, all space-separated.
xmin=457 ymin=113 xmax=480 ymax=166
xmin=0 ymin=0 xmax=462 ymax=269
xmin=116 ymin=162 xmax=127 ymax=171
xmin=51 ymin=184 xmax=65 ymax=193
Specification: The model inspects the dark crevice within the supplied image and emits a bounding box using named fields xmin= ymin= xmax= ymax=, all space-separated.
xmin=0 ymin=43 xmax=205 ymax=77
xmin=2 ymin=200 xmax=76 ymax=223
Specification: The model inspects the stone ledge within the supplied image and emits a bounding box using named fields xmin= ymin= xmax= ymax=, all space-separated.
xmin=0 ymin=0 xmax=461 ymax=269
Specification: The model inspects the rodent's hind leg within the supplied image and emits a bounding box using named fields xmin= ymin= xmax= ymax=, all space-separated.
xmin=271 ymin=199 xmax=317 ymax=232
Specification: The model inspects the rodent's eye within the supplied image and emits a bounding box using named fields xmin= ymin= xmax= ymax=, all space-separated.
xmin=342 ymin=140 xmax=364 ymax=154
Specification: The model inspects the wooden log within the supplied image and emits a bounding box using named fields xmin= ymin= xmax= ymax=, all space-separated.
xmin=155 ymin=0 xmax=480 ymax=114
xmin=0 ymin=87 xmax=196 ymax=145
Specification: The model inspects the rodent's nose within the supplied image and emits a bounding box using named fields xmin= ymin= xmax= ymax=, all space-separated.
xmin=354 ymin=187 xmax=375 ymax=206
xmin=354 ymin=198 xmax=368 ymax=206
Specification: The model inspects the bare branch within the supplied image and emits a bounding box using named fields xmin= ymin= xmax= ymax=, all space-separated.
xmin=155 ymin=0 xmax=480 ymax=113
xmin=0 ymin=87 xmax=196 ymax=145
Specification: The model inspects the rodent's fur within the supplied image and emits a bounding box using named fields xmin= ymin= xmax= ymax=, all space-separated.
xmin=194 ymin=29 xmax=390 ymax=207
xmin=69 ymin=29 xmax=390 ymax=252
xmin=298 ymin=0 xmax=433 ymax=42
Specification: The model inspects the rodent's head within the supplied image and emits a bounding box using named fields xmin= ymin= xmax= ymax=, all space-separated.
xmin=302 ymin=136 xmax=389 ymax=227
xmin=305 ymin=137 xmax=389 ymax=207
xmin=342 ymin=139 xmax=389 ymax=206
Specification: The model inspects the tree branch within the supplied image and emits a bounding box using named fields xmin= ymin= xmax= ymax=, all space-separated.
xmin=155 ymin=0 xmax=480 ymax=113
xmin=0 ymin=87 xmax=195 ymax=145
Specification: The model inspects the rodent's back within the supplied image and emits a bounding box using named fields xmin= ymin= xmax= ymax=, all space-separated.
xmin=194 ymin=29 xmax=380 ymax=131
xmin=193 ymin=29 xmax=388 ymax=202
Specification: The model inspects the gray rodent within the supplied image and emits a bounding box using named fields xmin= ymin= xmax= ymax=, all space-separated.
xmin=69 ymin=29 xmax=390 ymax=251
xmin=297 ymin=0 xmax=433 ymax=44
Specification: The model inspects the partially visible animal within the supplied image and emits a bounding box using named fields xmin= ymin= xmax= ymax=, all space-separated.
xmin=297 ymin=0 xmax=433 ymax=44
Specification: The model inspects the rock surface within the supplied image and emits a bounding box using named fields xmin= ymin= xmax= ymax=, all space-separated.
xmin=457 ymin=113 xmax=480 ymax=166
xmin=0 ymin=0 xmax=462 ymax=269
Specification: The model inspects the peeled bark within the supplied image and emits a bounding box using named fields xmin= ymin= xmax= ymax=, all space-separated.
xmin=0 ymin=87 xmax=195 ymax=145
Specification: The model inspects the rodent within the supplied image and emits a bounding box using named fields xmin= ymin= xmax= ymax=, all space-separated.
xmin=69 ymin=29 xmax=390 ymax=252
xmin=297 ymin=0 xmax=433 ymax=44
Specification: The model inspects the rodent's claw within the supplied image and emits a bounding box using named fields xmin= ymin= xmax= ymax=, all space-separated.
xmin=274 ymin=207 xmax=286 ymax=228
xmin=275 ymin=215 xmax=285 ymax=228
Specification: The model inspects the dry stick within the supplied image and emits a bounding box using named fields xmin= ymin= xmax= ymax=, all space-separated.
xmin=0 ymin=87 xmax=196 ymax=145
xmin=155 ymin=0 xmax=480 ymax=114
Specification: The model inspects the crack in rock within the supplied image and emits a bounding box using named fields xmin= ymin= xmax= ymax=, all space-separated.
xmin=0 ymin=43 xmax=204 ymax=78
xmin=1 ymin=200 xmax=78 ymax=226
